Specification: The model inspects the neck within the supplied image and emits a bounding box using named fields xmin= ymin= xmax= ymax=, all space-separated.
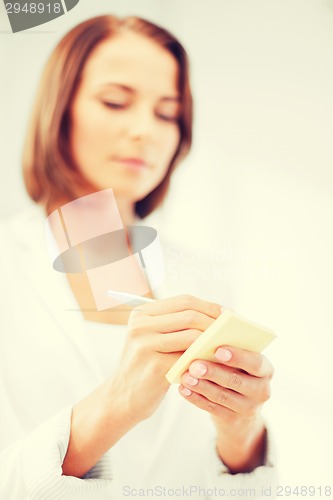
xmin=115 ymin=197 xmax=137 ymax=228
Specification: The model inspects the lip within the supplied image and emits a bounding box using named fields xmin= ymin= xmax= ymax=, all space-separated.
xmin=115 ymin=157 xmax=149 ymax=169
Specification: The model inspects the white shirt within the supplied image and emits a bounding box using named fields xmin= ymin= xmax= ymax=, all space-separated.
xmin=0 ymin=205 xmax=276 ymax=499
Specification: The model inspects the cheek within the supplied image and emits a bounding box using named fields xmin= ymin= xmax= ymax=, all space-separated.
xmin=70 ymin=111 xmax=111 ymax=167
xmin=160 ymin=127 xmax=181 ymax=163
xmin=152 ymin=130 xmax=180 ymax=187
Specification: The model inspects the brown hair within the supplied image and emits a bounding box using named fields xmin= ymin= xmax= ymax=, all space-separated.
xmin=22 ymin=15 xmax=193 ymax=217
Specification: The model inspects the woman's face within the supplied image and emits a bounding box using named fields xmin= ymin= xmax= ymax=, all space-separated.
xmin=69 ymin=31 xmax=181 ymax=203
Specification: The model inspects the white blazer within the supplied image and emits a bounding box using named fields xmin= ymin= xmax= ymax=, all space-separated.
xmin=0 ymin=205 xmax=276 ymax=499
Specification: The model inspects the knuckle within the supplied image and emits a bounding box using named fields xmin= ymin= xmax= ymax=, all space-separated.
xmin=179 ymin=294 xmax=195 ymax=309
xmin=187 ymin=328 xmax=201 ymax=343
xmin=216 ymin=390 xmax=228 ymax=406
xmin=184 ymin=309 xmax=197 ymax=325
xmin=128 ymin=324 xmax=140 ymax=337
xmin=147 ymin=359 xmax=163 ymax=377
xmin=129 ymin=306 xmax=143 ymax=320
xmin=259 ymin=354 xmax=274 ymax=380
xmin=153 ymin=335 xmax=169 ymax=353
xmin=128 ymin=321 xmax=144 ymax=337
xmin=228 ymin=371 xmax=242 ymax=390
xmin=206 ymin=400 xmax=217 ymax=414
xmin=253 ymin=355 xmax=264 ymax=375
xmin=133 ymin=338 xmax=150 ymax=356
xmin=128 ymin=313 xmax=145 ymax=336
xmin=128 ymin=314 xmax=153 ymax=338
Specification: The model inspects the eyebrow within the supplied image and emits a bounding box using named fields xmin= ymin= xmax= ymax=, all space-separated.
xmin=99 ymin=83 xmax=180 ymax=102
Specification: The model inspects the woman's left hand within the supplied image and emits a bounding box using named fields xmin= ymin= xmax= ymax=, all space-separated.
xmin=179 ymin=346 xmax=274 ymax=473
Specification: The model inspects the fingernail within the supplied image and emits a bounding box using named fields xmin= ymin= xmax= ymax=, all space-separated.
xmin=220 ymin=306 xmax=224 ymax=314
xmin=185 ymin=374 xmax=198 ymax=386
xmin=189 ymin=362 xmax=207 ymax=377
xmin=180 ymin=386 xmax=192 ymax=396
xmin=215 ymin=348 xmax=232 ymax=362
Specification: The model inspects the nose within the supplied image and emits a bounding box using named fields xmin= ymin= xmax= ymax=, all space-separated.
xmin=127 ymin=104 xmax=157 ymax=143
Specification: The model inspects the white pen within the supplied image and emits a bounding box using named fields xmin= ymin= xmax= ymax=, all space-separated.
xmin=107 ymin=290 xmax=155 ymax=305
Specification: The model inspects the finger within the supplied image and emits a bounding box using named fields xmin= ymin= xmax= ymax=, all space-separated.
xmin=188 ymin=360 xmax=270 ymax=402
xmin=133 ymin=294 xmax=222 ymax=320
xmin=128 ymin=309 xmax=215 ymax=335
xmin=214 ymin=346 xmax=274 ymax=378
xmin=151 ymin=310 xmax=217 ymax=334
xmin=153 ymin=329 xmax=203 ymax=353
xmin=180 ymin=374 xmax=251 ymax=414
xmin=178 ymin=385 xmax=237 ymax=422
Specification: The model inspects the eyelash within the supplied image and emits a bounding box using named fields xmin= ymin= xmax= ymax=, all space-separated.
xmin=102 ymin=102 xmax=179 ymax=123
xmin=103 ymin=102 xmax=125 ymax=110
xmin=157 ymin=114 xmax=178 ymax=123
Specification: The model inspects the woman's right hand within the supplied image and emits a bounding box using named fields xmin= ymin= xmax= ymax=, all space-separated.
xmin=62 ymin=294 xmax=221 ymax=478
xmin=108 ymin=294 xmax=222 ymax=424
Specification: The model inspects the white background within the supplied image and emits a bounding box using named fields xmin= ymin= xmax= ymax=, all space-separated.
xmin=1 ymin=0 xmax=332 ymax=494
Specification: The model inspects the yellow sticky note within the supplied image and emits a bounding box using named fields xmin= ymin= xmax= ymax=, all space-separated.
xmin=165 ymin=309 xmax=276 ymax=384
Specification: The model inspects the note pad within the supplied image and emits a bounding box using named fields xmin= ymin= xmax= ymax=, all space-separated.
xmin=166 ymin=309 xmax=276 ymax=384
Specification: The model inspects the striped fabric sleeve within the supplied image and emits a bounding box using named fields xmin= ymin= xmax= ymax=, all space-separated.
xmin=204 ymin=425 xmax=278 ymax=499
xmin=0 ymin=405 xmax=113 ymax=500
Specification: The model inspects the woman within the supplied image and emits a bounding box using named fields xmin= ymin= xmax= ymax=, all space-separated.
xmin=0 ymin=15 xmax=276 ymax=499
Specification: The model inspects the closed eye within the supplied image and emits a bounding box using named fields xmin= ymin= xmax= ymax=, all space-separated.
xmin=156 ymin=113 xmax=179 ymax=123
xmin=102 ymin=101 xmax=127 ymax=110
xmin=156 ymin=100 xmax=181 ymax=123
